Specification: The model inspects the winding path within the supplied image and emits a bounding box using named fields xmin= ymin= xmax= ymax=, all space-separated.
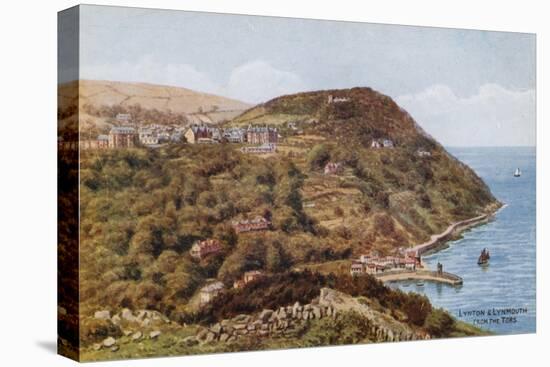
xmin=408 ymin=214 xmax=489 ymax=257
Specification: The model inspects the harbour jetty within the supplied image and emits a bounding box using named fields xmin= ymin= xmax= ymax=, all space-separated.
xmin=375 ymin=269 xmax=463 ymax=286
xmin=373 ymin=212 xmax=494 ymax=287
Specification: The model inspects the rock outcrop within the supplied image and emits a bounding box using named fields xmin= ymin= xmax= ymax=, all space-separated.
xmin=194 ymin=288 xmax=427 ymax=344
xmin=195 ymin=300 xmax=336 ymax=344
xmin=87 ymin=308 xmax=172 ymax=352
xmin=94 ymin=308 xmax=171 ymax=329
xmin=318 ymin=288 xmax=426 ymax=342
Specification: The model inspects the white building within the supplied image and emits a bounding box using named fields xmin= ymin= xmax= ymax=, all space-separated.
xmin=350 ymin=262 xmax=364 ymax=276
xmin=223 ymin=128 xmax=246 ymax=143
xmin=138 ymin=128 xmax=159 ymax=146
xmin=416 ymin=150 xmax=432 ymax=157
xmin=327 ymin=95 xmax=350 ymax=103
xmin=199 ymin=281 xmax=224 ymax=304
xmin=371 ymin=139 xmax=394 ymax=148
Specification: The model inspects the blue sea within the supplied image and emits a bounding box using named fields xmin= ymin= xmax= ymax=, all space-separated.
xmin=388 ymin=147 xmax=536 ymax=335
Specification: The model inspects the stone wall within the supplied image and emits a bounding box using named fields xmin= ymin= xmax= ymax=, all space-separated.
xmin=195 ymin=301 xmax=335 ymax=343
xmin=194 ymin=289 xmax=428 ymax=344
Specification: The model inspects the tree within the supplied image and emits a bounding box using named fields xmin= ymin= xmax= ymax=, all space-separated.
xmin=307 ymin=144 xmax=331 ymax=171
xmin=403 ymin=293 xmax=432 ymax=326
xmin=424 ymin=309 xmax=455 ymax=337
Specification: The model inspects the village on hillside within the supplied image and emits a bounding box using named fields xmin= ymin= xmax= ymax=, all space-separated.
xmin=64 ymin=94 xmax=420 ymax=159
xmin=72 ymin=111 xmax=281 ymax=154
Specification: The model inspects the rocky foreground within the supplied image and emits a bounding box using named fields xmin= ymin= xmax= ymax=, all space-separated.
xmin=85 ymin=287 xmax=430 ymax=357
xmin=195 ymin=288 xmax=428 ymax=344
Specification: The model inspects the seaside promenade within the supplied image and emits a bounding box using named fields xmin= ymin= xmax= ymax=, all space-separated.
xmin=408 ymin=214 xmax=489 ymax=257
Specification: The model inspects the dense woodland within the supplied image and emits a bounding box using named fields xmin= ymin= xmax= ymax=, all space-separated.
xmin=79 ymin=145 xmax=327 ymax=318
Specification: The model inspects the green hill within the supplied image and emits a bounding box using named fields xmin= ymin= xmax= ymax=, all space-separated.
xmin=229 ymin=87 xmax=499 ymax=254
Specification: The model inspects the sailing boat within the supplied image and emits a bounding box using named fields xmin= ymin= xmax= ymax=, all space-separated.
xmin=514 ymin=168 xmax=521 ymax=177
xmin=478 ymin=248 xmax=490 ymax=266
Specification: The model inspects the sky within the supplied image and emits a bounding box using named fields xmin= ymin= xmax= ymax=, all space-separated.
xmin=63 ymin=5 xmax=536 ymax=147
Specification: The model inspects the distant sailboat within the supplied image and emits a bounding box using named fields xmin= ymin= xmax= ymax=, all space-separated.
xmin=514 ymin=168 xmax=521 ymax=177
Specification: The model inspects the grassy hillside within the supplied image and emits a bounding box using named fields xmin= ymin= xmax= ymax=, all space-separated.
xmin=58 ymin=80 xmax=251 ymax=137
xmin=231 ymin=88 xmax=499 ymax=254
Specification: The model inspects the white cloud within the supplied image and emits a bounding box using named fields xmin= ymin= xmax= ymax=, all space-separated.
xmin=396 ymin=84 xmax=535 ymax=147
xmin=224 ymin=60 xmax=307 ymax=104
xmin=80 ymin=55 xmax=220 ymax=95
xmin=81 ymin=57 xmax=307 ymax=104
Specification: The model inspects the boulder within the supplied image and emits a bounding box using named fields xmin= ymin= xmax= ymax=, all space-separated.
xmin=111 ymin=315 xmax=121 ymax=325
xmin=233 ymin=323 xmax=247 ymax=330
xmin=259 ymin=309 xmax=273 ymax=322
xmin=211 ymin=323 xmax=222 ymax=334
xmin=312 ymin=306 xmax=322 ymax=319
xmin=205 ymin=332 xmax=216 ymax=343
xmin=277 ymin=308 xmax=287 ymax=319
xmin=131 ymin=331 xmax=142 ymax=341
xmin=102 ymin=337 xmax=116 ymax=348
xmin=123 ymin=329 xmax=132 ymax=337
xmin=292 ymin=302 xmax=301 ymax=316
xmin=149 ymin=330 xmax=162 ymax=339
xmin=121 ymin=309 xmax=135 ymax=322
xmin=233 ymin=314 xmax=250 ymax=323
xmin=219 ymin=333 xmax=230 ymax=342
xmin=196 ymin=328 xmax=209 ymax=341
xmin=110 ymin=345 xmax=119 ymax=352
xmin=252 ymin=320 xmax=263 ymax=328
xmin=94 ymin=310 xmax=111 ymax=320
xmin=92 ymin=343 xmax=102 ymax=351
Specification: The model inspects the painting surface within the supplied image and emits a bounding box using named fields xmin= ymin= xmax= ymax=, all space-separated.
xmin=57 ymin=5 xmax=536 ymax=361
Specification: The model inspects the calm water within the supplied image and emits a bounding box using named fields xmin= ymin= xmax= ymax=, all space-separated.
xmin=388 ymin=147 xmax=536 ymax=334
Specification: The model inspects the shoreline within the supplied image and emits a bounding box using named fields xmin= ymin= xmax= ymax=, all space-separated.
xmin=409 ymin=203 xmax=503 ymax=259
xmin=376 ymin=203 xmax=503 ymax=286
